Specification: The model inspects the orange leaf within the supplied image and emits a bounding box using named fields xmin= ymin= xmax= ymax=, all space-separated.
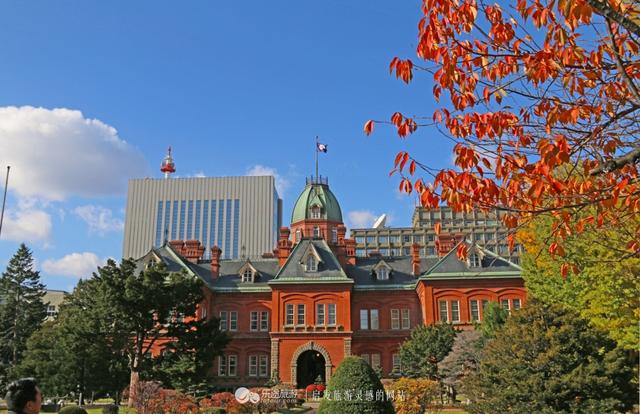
xmin=364 ymin=120 xmax=375 ymax=136
xmin=434 ymin=222 xmax=441 ymax=235
xmin=409 ymin=160 xmax=416 ymax=175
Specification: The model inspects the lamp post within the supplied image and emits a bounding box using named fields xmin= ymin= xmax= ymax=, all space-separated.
xmin=0 ymin=166 xmax=10 ymax=240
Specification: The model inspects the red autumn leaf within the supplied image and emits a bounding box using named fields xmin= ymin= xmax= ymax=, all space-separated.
xmin=364 ymin=120 xmax=375 ymax=136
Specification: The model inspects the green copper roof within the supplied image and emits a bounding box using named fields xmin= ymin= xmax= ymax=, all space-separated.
xmin=291 ymin=179 xmax=343 ymax=223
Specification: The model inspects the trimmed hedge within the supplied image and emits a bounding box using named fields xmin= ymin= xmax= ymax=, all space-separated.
xmin=58 ymin=407 xmax=89 ymax=414
xmin=318 ymin=356 xmax=395 ymax=414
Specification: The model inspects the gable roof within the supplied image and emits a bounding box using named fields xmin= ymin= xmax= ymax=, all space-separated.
xmin=270 ymin=238 xmax=352 ymax=284
xmin=421 ymin=242 xmax=521 ymax=280
xmin=346 ymin=256 xmax=440 ymax=290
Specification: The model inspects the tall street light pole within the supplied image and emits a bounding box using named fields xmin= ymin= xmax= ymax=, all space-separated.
xmin=0 ymin=166 xmax=10 ymax=240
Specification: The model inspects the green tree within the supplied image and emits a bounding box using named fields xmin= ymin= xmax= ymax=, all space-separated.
xmin=398 ymin=324 xmax=456 ymax=379
xmin=15 ymin=279 xmax=130 ymax=402
xmin=0 ymin=243 xmax=46 ymax=385
xmin=317 ymin=356 xmax=395 ymax=414
xmin=519 ymin=213 xmax=640 ymax=350
xmin=151 ymin=316 xmax=229 ymax=393
xmin=463 ymin=301 xmax=635 ymax=414
xmin=93 ymin=259 xmax=225 ymax=407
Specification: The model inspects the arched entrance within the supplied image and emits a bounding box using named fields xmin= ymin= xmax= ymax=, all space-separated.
xmin=296 ymin=350 xmax=326 ymax=388
xmin=290 ymin=341 xmax=332 ymax=388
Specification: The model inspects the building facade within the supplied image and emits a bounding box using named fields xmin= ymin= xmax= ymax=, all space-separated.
xmin=351 ymin=206 xmax=522 ymax=264
xmin=138 ymin=177 xmax=526 ymax=389
xmin=123 ymin=176 xmax=282 ymax=260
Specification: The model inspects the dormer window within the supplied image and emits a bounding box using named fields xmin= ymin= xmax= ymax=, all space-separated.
xmin=313 ymin=226 xmax=321 ymax=238
xmin=372 ymin=260 xmax=392 ymax=280
xmin=242 ymin=268 xmax=253 ymax=282
xmin=469 ymin=253 xmax=481 ymax=268
xmin=377 ymin=267 xmax=389 ymax=280
xmin=311 ymin=205 xmax=321 ymax=219
xmin=296 ymin=229 xmax=302 ymax=242
xmin=306 ymin=255 xmax=318 ymax=272
xmin=238 ymin=261 xmax=259 ymax=282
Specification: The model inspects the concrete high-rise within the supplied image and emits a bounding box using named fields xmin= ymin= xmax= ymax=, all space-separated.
xmin=122 ymin=176 xmax=281 ymax=260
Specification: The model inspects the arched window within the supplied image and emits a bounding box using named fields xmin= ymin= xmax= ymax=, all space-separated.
xmin=306 ymin=255 xmax=317 ymax=272
xmin=242 ymin=268 xmax=253 ymax=282
xmin=313 ymin=226 xmax=321 ymax=238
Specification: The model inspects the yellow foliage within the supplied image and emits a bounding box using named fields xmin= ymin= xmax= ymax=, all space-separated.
xmin=389 ymin=377 xmax=442 ymax=414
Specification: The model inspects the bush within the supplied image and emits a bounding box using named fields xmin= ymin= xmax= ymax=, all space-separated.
xmin=146 ymin=389 xmax=198 ymax=414
xmin=389 ymin=378 xmax=442 ymax=414
xmin=58 ymin=407 xmax=88 ymax=414
xmin=101 ymin=404 xmax=119 ymax=414
xmin=318 ymin=356 xmax=395 ymax=414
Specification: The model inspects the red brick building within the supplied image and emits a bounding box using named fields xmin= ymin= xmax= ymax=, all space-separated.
xmin=140 ymin=177 xmax=525 ymax=389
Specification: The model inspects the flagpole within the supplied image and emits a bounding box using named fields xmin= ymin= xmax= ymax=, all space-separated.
xmin=0 ymin=166 xmax=10 ymax=240
xmin=315 ymin=136 xmax=319 ymax=180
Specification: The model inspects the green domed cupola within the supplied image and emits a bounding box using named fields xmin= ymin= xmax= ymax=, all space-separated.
xmin=291 ymin=177 xmax=343 ymax=224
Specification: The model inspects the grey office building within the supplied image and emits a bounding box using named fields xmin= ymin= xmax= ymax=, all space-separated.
xmin=123 ymin=176 xmax=282 ymax=260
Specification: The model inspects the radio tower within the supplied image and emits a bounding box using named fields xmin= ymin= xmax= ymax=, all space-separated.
xmin=160 ymin=146 xmax=176 ymax=179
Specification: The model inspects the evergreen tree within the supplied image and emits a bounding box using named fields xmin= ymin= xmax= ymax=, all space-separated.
xmin=0 ymin=243 xmax=46 ymax=384
xmin=463 ymin=300 xmax=635 ymax=414
xmin=398 ymin=323 xmax=456 ymax=379
xmin=318 ymin=356 xmax=395 ymax=414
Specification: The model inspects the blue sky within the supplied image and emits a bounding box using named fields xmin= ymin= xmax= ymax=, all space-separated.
xmin=0 ymin=1 xmax=452 ymax=291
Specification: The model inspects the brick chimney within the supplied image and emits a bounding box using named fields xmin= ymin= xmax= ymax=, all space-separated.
xmin=436 ymin=233 xmax=464 ymax=256
xmin=336 ymin=224 xmax=346 ymax=245
xmin=411 ymin=243 xmax=421 ymax=275
xmin=183 ymin=240 xmax=205 ymax=263
xmin=344 ymin=238 xmax=356 ymax=265
xmin=277 ymin=227 xmax=292 ymax=267
xmin=169 ymin=240 xmax=185 ymax=255
xmin=210 ymin=246 xmax=222 ymax=278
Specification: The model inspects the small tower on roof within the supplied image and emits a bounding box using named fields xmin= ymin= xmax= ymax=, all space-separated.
xmin=160 ymin=146 xmax=176 ymax=179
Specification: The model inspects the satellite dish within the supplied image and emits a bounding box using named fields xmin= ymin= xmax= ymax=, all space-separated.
xmin=373 ymin=214 xmax=387 ymax=229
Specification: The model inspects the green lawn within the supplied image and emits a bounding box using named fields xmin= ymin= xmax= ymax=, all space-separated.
xmin=0 ymin=409 xmax=137 ymax=414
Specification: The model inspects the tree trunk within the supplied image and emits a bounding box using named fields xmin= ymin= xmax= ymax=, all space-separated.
xmin=128 ymin=369 xmax=139 ymax=408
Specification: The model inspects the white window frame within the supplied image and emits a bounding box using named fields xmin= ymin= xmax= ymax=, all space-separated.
xmin=370 ymin=309 xmax=379 ymax=330
xmin=249 ymin=355 xmax=258 ymax=377
xmin=401 ymin=309 xmax=410 ymax=329
xmin=439 ymin=300 xmax=449 ymax=322
xmin=360 ymin=309 xmax=368 ymax=330
xmin=259 ymin=355 xmax=269 ymax=377
xmin=242 ymin=268 xmax=253 ymax=282
xmin=297 ymin=304 xmax=305 ymax=326
xmin=228 ymin=355 xmax=237 ymax=376
xmin=286 ymin=304 xmax=294 ymax=326
xmin=220 ymin=311 xmax=228 ymax=331
xmin=229 ymin=311 xmax=238 ymax=331
xmin=250 ymin=311 xmax=259 ymax=331
xmin=391 ymin=309 xmax=400 ymax=330
xmin=469 ymin=253 xmax=481 ymax=267
xmin=501 ymin=299 xmax=510 ymax=311
xmin=451 ymin=300 xmax=460 ymax=322
xmin=316 ymin=303 xmax=325 ymax=326
xmin=296 ymin=229 xmax=302 ymax=241
xmin=260 ymin=311 xmax=269 ymax=331
xmin=470 ymin=299 xmax=480 ymax=321
xmin=331 ymin=228 xmax=338 ymax=243
xmin=371 ymin=353 xmax=381 ymax=370
xmin=392 ymin=353 xmax=402 ymax=373
xmin=311 ymin=206 xmax=321 ymax=219
xmin=306 ymin=255 xmax=317 ymax=272
xmin=313 ymin=226 xmax=321 ymax=238
xmin=512 ymin=298 xmax=521 ymax=310
xmin=328 ymin=303 xmax=336 ymax=326
xmin=377 ymin=267 xmax=389 ymax=280
xmin=218 ymin=355 xmax=227 ymax=376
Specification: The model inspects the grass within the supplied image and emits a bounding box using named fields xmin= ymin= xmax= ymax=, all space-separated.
xmin=0 ymin=408 xmax=137 ymax=414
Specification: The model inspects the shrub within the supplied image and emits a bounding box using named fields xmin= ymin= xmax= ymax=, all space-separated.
xmin=318 ymin=356 xmax=395 ymax=414
xmin=58 ymin=407 xmax=88 ymax=414
xmin=101 ymin=405 xmax=119 ymax=414
xmin=389 ymin=378 xmax=442 ymax=414
xmin=146 ymin=388 xmax=198 ymax=414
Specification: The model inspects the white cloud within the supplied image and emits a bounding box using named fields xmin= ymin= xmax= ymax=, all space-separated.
xmin=73 ymin=205 xmax=124 ymax=234
xmin=245 ymin=165 xmax=290 ymax=195
xmin=0 ymin=209 xmax=52 ymax=243
xmin=42 ymin=252 xmax=108 ymax=278
xmin=348 ymin=210 xmax=379 ymax=229
xmin=0 ymin=106 xmax=149 ymax=201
